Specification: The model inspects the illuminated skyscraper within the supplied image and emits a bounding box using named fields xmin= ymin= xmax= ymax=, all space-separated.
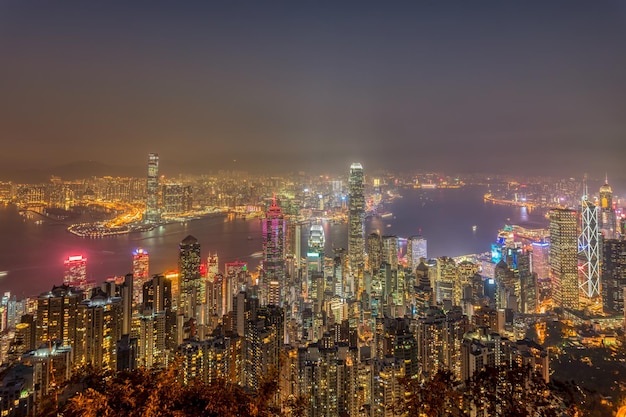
xmin=80 ymin=291 xmax=123 ymax=370
xmin=578 ymin=189 xmax=600 ymax=299
xmin=133 ymin=248 xmax=149 ymax=303
xmin=36 ymin=285 xmax=82 ymax=362
xmin=178 ymin=235 xmax=201 ymax=320
xmin=145 ymin=153 xmax=160 ymax=224
xmin=407 ymin=235 xmax=427 ymax=271
xmin=64 ymin=255 xmax=87 ymax=285
xmin=601 ymin=239 xmax=626 ymax=314
xmin=262 ymin=195 xmax=286 ymax=296
xmin=599 ymin=176 xmax=616 ymax=238
xmin=367 ymin=232 xmax=383 ymax=274
xmin=531 ymin=241 xmax=549 ymax=281
xmin=307 ymin=223 xmax=325 ymax=273
xmin=348 ymin=163 xmax=365 ymax=285
xmin=549 ymin=209 xmax=579 ymax=310
xmin=382 ymin=235 xmax=399 ymax=271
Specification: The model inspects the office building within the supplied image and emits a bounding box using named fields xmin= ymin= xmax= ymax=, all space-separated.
xmin=578 ymin=192 xmax=600 ymax=299
xmin=132 ymin=248 xmax=149 ymax=303
xmin=407 ymin=235 xmax=427 ymax=271
xmin=262 ymin=196 xmax=286 ymax=283
xmin=178 ymin=235 xmax=201 ymax=320
xmin=145 ymin=152 xmax=161 ymax=224
xmin=601 ymin=239 xmax=626 ymax=314
xmin=63 ymin=255 xmax=87 ymax=286
xmin=599 ymin=176 xmax=616 ymax=238
xmin=348 ymin=163 xmax=365 ymax=292
xmin=549 ymin=209 xmax=579 ymax=310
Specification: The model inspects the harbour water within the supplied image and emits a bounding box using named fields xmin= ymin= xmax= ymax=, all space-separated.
xmin=0 ymin=186 xmax=548 ymax=297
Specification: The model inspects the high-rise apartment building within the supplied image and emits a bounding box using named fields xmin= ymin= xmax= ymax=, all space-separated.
xmin=35 ymin=285 xmax=83 ymax=362
xmin=348 ymin=163 xmax=365 ymax=286
xmin=80 ymin=290 xmax=123 ymax=370
xmin=549 ymin=209 xmax=579 ymax=310
xmin=178 ymin=235 xmax=201 ymax=320
xmin=145 ymin=153 xmax=160 ymax=224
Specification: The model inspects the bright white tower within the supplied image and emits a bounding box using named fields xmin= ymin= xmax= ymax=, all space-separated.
xmin=578 ymin=181 xmax=600 ymax=298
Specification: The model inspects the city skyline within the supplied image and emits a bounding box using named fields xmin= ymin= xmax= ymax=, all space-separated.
xmin=1 ymin=1 xmax=625 ymax=180
xmin=0 ymin=2 xmax=625 ymax=415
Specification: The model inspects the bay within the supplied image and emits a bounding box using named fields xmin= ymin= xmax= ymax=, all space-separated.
xmin=0 ymin=186 xmax=548 ymax=298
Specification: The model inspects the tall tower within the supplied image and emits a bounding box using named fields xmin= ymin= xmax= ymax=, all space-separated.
xmin=599 ymin=176 xmax=616 ymax=238
xmin=262 ymin=195 xmax=286 ymax=281
xmin=145 ymin=153 xmax=160 ymax=224
xmin=307 ymin=223 xmax=325 ymax=273
xmin=407 ymin=235 xmax=427 ymax=272
xmin=367 ymin=232 xmax=383 ymax=274
xmin=348 ymin=163 xmax=365 ymax=287
xmin=549 ymin=209 xmax=579 ymax=310
xmin=601 ymin=239 xmax=626 ymax=314
xmin=178 ymin=235 xmax=201 ymax=320
xmin=578 ymin=185 xmax=600 ymax=299
xmin=132 ymin=248 xmax=150 ymax=304
xmin=64 ymin=255 xmax=87 ymax=285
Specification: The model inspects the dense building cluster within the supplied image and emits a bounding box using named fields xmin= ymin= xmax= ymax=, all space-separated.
xmin=0 ymin=158 xmax=623 ymax=416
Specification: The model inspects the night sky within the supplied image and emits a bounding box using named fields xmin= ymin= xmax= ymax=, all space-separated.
xmin=1 ymin=1 xmax=625 ymax=179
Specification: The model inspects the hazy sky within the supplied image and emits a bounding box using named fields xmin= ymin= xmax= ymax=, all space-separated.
xmin=1 ymin=1 xmax=625 ymax=179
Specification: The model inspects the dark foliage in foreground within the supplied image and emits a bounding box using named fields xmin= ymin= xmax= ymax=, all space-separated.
xmin=58 ymin=366 xmax=282 ymax=417
xmin=397 ymin=365 xmax=582 ymax=417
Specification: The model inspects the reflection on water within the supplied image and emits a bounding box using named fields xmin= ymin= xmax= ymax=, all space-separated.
xmin=520 ymin=206 xmax=529 ymax=223
xmin=0 ymin=186 xmax=548 ymax=297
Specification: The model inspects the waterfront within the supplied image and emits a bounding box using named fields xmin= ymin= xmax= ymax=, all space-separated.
xmin=0 ymin=186 xmax=548 ymax=297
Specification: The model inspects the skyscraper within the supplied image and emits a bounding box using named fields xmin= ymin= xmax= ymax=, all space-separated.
xmin=133 ymin=248 xmax=150 ymax=303
xmin=531 ymin=241 xmax=549 ymax=281
xmin=601 ymin=239 xmax=626 ymax=315
xmin=145 ymin=153 xmax=160 ymax=224
xmin=578 ymin=190 xmax=600 ymax=299
xmin=367 ymin=232 xmax=383 ymax=274
xmin=64 ymin=255 xmax=87 ymax=285
xmin=407 ymin=235 xmax=427 ymax=271
xmin=307 ymin=223 xmax=325 ymax=273
xmin=262 ymin=195 xmax=286 ymax=301
xmin=348 ymin=163 xmax=365 ymax=287
xmin=549 ymin=209 xmax=579 ymax=310
xmin=382 ymin=235 xmax=399 ymax=271
xmin=178 ymin=235 xmax=201 ymax=320
xmin=36 ymin=285 xmax=82 ymax=362
xmin=599 ymin=176 xmax=616 ymax=238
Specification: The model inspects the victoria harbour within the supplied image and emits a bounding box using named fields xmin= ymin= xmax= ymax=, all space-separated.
xmin=0 ymin=186 xmax=546 ymax=297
